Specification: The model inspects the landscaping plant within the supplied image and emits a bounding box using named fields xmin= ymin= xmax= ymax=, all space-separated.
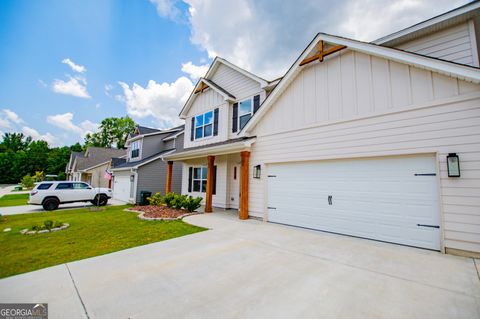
xmin=21 ymin=174 xmax=34 ymax=188
xmin=147 ymin=192 xmax=163 ymax=206
xmin=172 ymin=194 xmax=187 ymax=210
xmin=183 ymin=196 xmax=203 ymax=212
xmin=162 ymin=192 xmax=176 ymax=208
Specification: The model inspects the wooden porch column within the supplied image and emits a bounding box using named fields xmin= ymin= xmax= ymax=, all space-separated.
xmin=205 ymin=155 xmax=215 ymax=213
xmin=165 ymin=161 xmax=173 ymax=193
xmin=239 ymin=151 xmax=250 ymax=220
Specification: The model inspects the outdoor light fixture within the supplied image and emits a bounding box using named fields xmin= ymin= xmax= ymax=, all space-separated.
xmin=447 ymin=153 xmax=460 ymax=177
xmin=253 ymin=165 xmax=261 ymax=178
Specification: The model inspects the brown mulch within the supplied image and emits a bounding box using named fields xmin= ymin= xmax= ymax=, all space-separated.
xmin=131 ymin=205 xmax=191 ymax=219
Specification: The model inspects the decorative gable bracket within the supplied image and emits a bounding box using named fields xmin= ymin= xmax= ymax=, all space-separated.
xmin=299 ymin=41 xmax=346 ymax=66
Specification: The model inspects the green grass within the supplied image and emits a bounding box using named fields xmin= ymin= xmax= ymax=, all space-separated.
xmin=0 ymin=193 xmax=29 ymax=207
xmin=0 ymin=205 xmax=206 ymax=278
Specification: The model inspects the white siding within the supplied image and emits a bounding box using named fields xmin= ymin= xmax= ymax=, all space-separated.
xmin=181 ymin=156 xmax=229 ymax=208
xmin=184 ymin=89 xmax=227 ymax=149
xmin=250 ymin=51 xmax=480 ymax=253
xmin=184 ymin=62 xmax=266 ymax=148
xmin=397 ymin=21 xmax=479 ymax=67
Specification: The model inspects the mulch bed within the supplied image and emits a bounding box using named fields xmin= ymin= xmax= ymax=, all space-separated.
xmin=131 ymin=205 xmax=192 ymax=219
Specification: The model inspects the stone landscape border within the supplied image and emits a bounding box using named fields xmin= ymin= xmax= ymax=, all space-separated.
xmin=20 ymin=223 xmax=70 ymax=235
xmin=124 ymin=208 xmax=197 ymax=221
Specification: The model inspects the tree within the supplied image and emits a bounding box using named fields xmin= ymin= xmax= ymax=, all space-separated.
xmin=84 ymin=116 xmax=135 ymax=149
xmin=0 ymin=133 xmax=31 ymax=152
xmin=21 ymin=174 xmax=34 ymax=188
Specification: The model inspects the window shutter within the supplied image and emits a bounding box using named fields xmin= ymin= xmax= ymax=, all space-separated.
xmin=232 ymin=103 xmax=238 ymax=132
xmin=213 ymin=165 xmax=217 ymax=195
xmin=253 ymin=94 xmax=260 ymax=113
xmin=190 ymin=117 xmax=195 ymax=141
xmin=213 ymin=108 xmax=219 ymax=136
xmin=188 ymin=167 xmax=193 ymax=192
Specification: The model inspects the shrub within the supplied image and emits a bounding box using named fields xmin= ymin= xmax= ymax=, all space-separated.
xmin=172 ymin=194 xmax=187 ymax=210
xmin=147 ymin=192 xmax=163 ymax=206
xmin=43 ymin=220 xmax=53 ymax=230
xmin=162 ymin=192 xmax=176 ymax=208
xmin=21 ymin=174 xmax=34 ymax=189
xmin=33 ymin=171 xmax=44 ymax=183
xmin=183 ymin=196 xmax=203 ymax=212
xmin=57 ymin=172 xmax=66 ymax=181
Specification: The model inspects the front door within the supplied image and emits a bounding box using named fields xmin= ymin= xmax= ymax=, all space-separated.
xmin=229 ymin=165 xmax=240 ymax=209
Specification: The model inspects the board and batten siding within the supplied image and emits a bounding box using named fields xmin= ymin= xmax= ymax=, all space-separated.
xmin=184 ymin=88 xmax=227 ymax=149
xmin=250 ymin=50 xmax=480 ymax=253
xmin=397 ymin=21 xmax=479 ymax=67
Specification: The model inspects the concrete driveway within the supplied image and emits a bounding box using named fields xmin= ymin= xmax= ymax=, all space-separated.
xmin=0 ymin=212 xmax=479 ymax=319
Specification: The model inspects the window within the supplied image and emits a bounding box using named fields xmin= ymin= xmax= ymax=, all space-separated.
xmin=239 ymin=98 xmax=252 ymax=130
xmin=195 ymin=111 xmax=213 ymax=139
xmin=192 ymin=167 xmax=207 ymax=192
xmin=56 ymin=182 xmax=73 ymax=190
xmin=37 ymin=183 xmax=53 ymax=190
xmin=73 ymin=182 xmax=90 ymax=189
xmin=131 ymin=140 xmax=140 ymax=158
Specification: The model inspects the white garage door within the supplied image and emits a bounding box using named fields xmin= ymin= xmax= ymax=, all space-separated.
xmin=267 ymin=155 xmax=441 ymax=250
xmin=113 ymin=175 xmax=132 ymax=203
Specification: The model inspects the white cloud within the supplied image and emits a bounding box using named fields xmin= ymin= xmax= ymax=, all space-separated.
xmin=149 ymin=0 xmax=180 ymax=19
xmin=181 ymin=0 xmax=469 ymax=79
xmin=0 ymin=118 xmax=11 ymax=129
xmin=3 ymin=109 xmax=24 ymax=125
xmin=52 ymin=76 xmax=91 ymax=99
xmin=21 ymin=126 xmax=58 ymax=146
xmin=62 ymin=58 xmax=86 ymax=73
xmin=104 ymin=84 xmax=114 ymax=97
xmin=117 ymin=77 xmax=192 ymax=128
xmin=47 ymin=112 xmax=99 ymax=138
xmin=181 ymin=61 xmax=209 ymax=80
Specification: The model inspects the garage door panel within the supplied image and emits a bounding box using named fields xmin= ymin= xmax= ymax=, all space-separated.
xmin=113 ymin=176 xmax=131 ymax=203
xmin=267 ymin=155 xmax=441 ymax=250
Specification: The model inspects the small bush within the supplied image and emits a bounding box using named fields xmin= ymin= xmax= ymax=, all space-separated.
xmin=30 ymin=220 xmax=62 ymax=231
xmin=162 ymin=192 xmax=176 ymax=208
xmin=147 ymin=192 xmax=162 ymax=206
xmin=44 ymin=220 xmax=54 ymax=230
xmin=172 ymin=194 xmax=187 ymax=210
xmin=183 ymin=196 xmax=203 ymax=212
xmin=21 ymin=174 xmax=34 ymax=189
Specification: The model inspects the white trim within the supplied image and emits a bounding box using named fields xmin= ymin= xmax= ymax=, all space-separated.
xmin=205 ymin=57 xmax=269 ymax=88
xmin=180 ymin=78 xmax=235 ymax=119
xmin=193 ymin=110 xmax=215 ymax=141
xmin=165 ymin=138 xmax=256 ymax=161
xmin=242 ymin=33 xmax=480 ymax=134
xmin=111 ymin=149 xmax=176 ymax=171
xmin=163 ymin=130 xmax=184 ymax=141
xmin=126 ymin=128 xmax=184 ymax=145
xmin=468 ymin=20 xmax=479 ymax=67
xmin=373 ymin=1 xmax=480 ymax=45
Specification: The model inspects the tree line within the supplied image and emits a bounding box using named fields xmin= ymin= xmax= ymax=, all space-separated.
xmin=0 ymin=116 xmax=135 ymax=184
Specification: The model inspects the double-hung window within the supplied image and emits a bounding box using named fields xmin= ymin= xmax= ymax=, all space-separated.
xmin=192 ymin=167 xmax=207 ymax=192
xmin=195 ymin=111 xmax=213 ymax=139
xmin=131 ymin=141 xmax=140 ymax=158
xmin=238 ymin=99 xmax=252 ymax=130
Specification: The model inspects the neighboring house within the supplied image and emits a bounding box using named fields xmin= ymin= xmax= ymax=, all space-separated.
xmin=68 ymin=147 xmax=127 ymax=188
xmin=65 ymin=151 xmax=85 ymax=180
xmin=110 ymin=125 xmax=184 ymax=203
xmin=166 ymin=2 xmax=480 ymax=257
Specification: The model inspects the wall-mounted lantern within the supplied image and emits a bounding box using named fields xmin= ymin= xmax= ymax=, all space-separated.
xmin=253 ymin=165 xmax=261 ymax=179
xmin=447 ymin=153 xmax=460 ymax=177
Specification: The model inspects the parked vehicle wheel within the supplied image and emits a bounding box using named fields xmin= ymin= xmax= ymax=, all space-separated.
xmin=42 ymin=198 xmax=59 ymax=211
xmin=92 ymin=194 xmax=108 ymax=206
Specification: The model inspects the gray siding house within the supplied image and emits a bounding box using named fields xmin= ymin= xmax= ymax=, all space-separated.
xmin=110 ymin=125 xmax=184 ymax=203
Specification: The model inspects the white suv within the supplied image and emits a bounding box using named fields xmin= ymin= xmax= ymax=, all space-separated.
xmin=28 ymin=181 xmax=113 ymax=211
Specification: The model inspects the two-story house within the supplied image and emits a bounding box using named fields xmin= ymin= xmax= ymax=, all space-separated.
xmin=166 ymin=2 xmax=480 ymax=257
xmin=110 ymin=125 xmax=184 ymax=203
xmin=164 ymin=57 xmax=279 ymax=214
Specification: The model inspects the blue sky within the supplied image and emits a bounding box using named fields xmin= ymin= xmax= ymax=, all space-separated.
xmin=0 ymin=0 xmax=469 ymax=146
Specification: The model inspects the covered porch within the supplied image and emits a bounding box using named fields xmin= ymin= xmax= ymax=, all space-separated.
xmin=164 ymin=137 xmax=255 ymax=220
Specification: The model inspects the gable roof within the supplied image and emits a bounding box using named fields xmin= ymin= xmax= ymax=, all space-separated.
xmin=179 ymin=57 xmax=275 ymax=119
xmin=110 ymin=149 xmax=175 ymax=171
xmin=242 ymin=32 xmax=480 ymax=134
xmin=374 ymin=1 xmax=480 ymax=47
xmin=75 ymin=147 xmax=126 ymax=171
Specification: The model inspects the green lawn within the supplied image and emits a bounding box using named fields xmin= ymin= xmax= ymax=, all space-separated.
xmin=0 ymin=205 xmax=206 ymax=278
xmin=0 ymin=193 xmax=29 ymax=207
